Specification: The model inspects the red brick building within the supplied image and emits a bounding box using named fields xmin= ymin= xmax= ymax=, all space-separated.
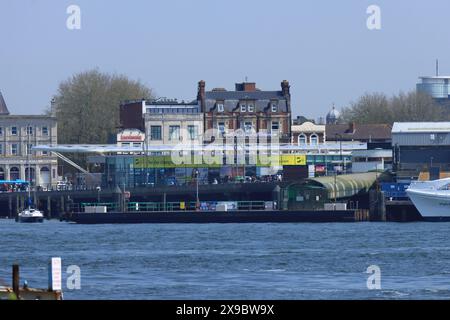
xmin=199 ymin=80 xmax=292 ymax=143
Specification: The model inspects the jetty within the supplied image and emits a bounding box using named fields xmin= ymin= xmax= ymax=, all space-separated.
xmin=0 ymin=263 xmax=63 ymax=300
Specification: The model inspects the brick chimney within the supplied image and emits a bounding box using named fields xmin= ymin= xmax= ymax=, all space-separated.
xmin=281 ymin=80 xmax=290 ymax=97
xmin=235 ymin=82 xmax=256 ymax=92
xmin=349 ymin=122 xmax=356 ymax=133
xmin=197 ymin=80 xmax=206 ymax=111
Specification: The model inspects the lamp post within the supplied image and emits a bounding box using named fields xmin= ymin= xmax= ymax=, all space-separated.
xmin=335 ymin=133 xmax=343 ymax=174
xmin=194 ymin=168 xmax=200 ymax=210
xmin=334 ymin=170 xmax=337 ymax=204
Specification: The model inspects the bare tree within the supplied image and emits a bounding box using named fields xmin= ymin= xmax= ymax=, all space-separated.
xmin=341 ymin=92 xmax=392 ymax=124
xmin=340 ymin=90 xmax=449 ymax=124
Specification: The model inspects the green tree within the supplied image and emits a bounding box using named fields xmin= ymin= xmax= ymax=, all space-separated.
xmin=53 ymin=69 xmax=153 ymax=144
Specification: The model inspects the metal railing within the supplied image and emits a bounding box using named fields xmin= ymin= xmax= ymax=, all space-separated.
xmin=71 ymin=201 xmax=268 ymax=213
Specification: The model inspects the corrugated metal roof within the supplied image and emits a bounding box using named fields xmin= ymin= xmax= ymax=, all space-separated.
xmin=308 ymin=172 xmax=378 ymax=199
xmin=392 ymin=122 xmax=450 ymax=133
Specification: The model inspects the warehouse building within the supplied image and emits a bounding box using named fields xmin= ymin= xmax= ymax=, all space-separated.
xmin=392 ymin=122 xmax=450 ymax=181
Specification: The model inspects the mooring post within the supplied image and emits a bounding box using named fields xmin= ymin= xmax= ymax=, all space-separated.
xmin=60 ymin=196 xmax=65 ymax=214
xmin=15 ymin=195 xmax=19 ymax=216
xmin=12 ymin=264 xmax=20 ymax=299
xmin=8 ymin=195 xmax=13 ymax=219
xmin=47 ymin=196 xmax=52 ymax=219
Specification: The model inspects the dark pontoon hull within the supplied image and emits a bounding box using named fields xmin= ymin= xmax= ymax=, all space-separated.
xmin=66 ymin=210 xmax=358 ymax=224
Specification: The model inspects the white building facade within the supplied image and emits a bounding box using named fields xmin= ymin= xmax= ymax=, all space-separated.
xmin=0 ymin=115 xmax=58 ymax=187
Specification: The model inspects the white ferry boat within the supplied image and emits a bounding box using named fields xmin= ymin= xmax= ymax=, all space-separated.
xmin=406 ymin=178 xmax=450 ymax=221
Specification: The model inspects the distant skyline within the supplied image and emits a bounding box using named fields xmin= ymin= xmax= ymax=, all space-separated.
xmin=1 ymin=0 xmax=450 ymax=119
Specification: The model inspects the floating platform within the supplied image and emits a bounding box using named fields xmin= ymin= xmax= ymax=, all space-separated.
xmin=0 ymin=287 xmax=62 ymax=300
xmin=64 ymin=209 xmax=369 ymax=224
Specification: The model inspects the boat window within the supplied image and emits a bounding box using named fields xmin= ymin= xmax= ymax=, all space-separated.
xmin=438 ymin=183 xmax=450 ymax=190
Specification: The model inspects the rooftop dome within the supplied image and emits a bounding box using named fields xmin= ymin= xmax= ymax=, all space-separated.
xmin=326 ymin=106 xmax=340 ymax=124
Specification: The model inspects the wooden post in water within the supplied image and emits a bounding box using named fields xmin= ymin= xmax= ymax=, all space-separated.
xmin=15 ymin=195 xmax=19 ymax=216
xmin=60 ymin=196 xmax=65 ymax=214
xmin=47 ymin=196 xmax=52 ymax=219
xmin=12 ymin=264 xmax=19 ymax=299
xmin=8 ymin=195 xmax=12 ymax=219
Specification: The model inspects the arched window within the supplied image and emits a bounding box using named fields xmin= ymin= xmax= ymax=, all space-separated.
xmin=0 ymin=167 xmax=4 ymax=180
xmin=10 ymin=167 xmax=20 ymax=181
xmin=298 ymin=134 xmax=307 ymax=146
xmin=310 ymin=134 xmax=319 ymax=146
xmin=40 ymin=167 xmax=51 ymax=187
xmin=25 ymin=167 xmax=36 ymax=183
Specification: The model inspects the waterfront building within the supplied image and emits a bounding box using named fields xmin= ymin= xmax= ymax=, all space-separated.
xmin=351 ymin=149 xmax=393 ymax=173
xmin=200 ymin=80 xmax=292 ymax=143
xmin=291 ymin=121 xmax=326 ymax=146
xmin=326 ymin=123 xmax=392 ymax=150
xmin=120 ymin=98 xmax=203 ymax=147
xmin=392 ymin=122 xmax=450 ymax=181
xmin=0 ymin=91 xmax=58 ymax=188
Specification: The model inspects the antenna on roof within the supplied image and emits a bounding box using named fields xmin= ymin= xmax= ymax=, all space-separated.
xmin=245 ymin=76 xmax=248 ymax=82
xmin=436 ymin=59 xmax=439 ymax=77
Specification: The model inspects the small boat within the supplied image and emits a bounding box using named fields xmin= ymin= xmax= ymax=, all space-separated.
xmin=406 ymin=178 xmax=450 ymax=221
xmin=16 ymin=144 xmax=45 ymax=223
xmin=17 ymin=208 xmax=44 ymax=223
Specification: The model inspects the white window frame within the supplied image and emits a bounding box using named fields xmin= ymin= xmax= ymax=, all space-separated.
xmin=271 ymin=103 xmax=278 ymax=113
xmin=244 ymin=121 xmax=253 ymax=133
xmin=187 ymin=125 xmax=198 ymax=140
xmin=169 ymin=125 xmax=180 ymax=141
xmin=11 ymin=127 xmax=17 ymax=135
xmin=11 ymin=144 xmax=18 ymax=156
xmin=247 ymin=104 xmax=254 ymax=112
xmin=218 ymin=122 xmax=226 ymax=135
xmin=26 ymin=143 xmax=33 ymax=155
xmin=27 ymin=126 xmax=33 ymax=135
xmin=217 ymin=103 xmax=224 ymax=113
xmin=240 ymin=104 xmax=246 ymax=112
xmin=150 ymin=126 xmax=162 ymax=141
xmin=310 ymin=134 xmax=319 ymax=146
xmin=271 ymin=121 xmax=280 ymax=133
xmin=298 ymin=134 xmax=307 ymax=146
xmin=42 ymin=126 xmax=49 ymax=136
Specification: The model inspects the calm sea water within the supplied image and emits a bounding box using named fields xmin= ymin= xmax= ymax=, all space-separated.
xmin=1 ymin=219 xmax=450 ymax=300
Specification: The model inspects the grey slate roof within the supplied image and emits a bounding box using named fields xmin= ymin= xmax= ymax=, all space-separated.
xmin=205 ymin=91 xmax=288 ymax=113
xmin=0 ymin=91 xmax=10 ymax=115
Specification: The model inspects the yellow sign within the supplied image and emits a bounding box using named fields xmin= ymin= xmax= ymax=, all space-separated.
xmin=133 ymin=154 xmax=307 ymax=168
xmin=279 ymin=155 xmax=307 ymax=166
xmin=180 ymin=202 xmax=185 ymax=210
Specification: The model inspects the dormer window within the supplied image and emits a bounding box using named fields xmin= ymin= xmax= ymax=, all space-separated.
xmin=240 ymin=104 xmax=246 ymax=112
xmin=247 ymin=104 xmax=254 ymax=112
xmin=217 ymin=103 xmax=224 ymax=112
xmin=271 ymin=103 xmax=278 ymax=113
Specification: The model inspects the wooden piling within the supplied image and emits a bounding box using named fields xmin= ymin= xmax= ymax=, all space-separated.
xmin=47 ymin=196 xmax=52 ymax=219
xmin=8 ymin=195 xmax=12 ymax=219
xmin=15 ymin=195 xmax=19 ymax=216
xmin=60 ymin=196 xmax=65 ymax=214
xmin=12 ymin=264 xmax=19 ymax=299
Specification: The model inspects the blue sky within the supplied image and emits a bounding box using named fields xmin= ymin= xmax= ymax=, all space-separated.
xmin=0 ymin=0 xmax=449 ymax=119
